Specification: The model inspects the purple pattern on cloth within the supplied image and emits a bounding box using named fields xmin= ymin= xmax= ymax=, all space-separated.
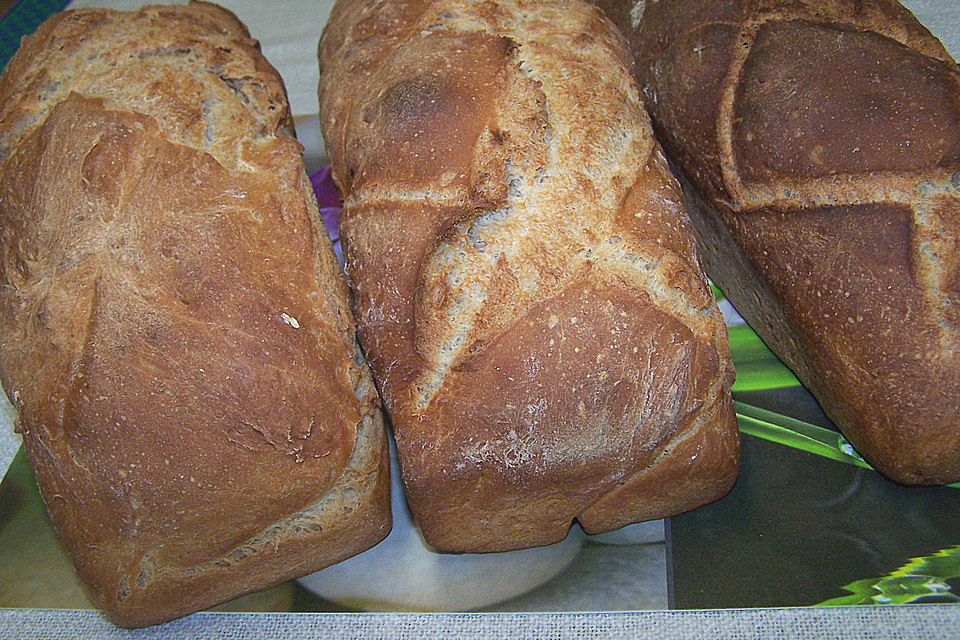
xmin=310 ymin=165 xmax=341 ymax=210
xmin=310 ymin=165 xmax=344 ymax=264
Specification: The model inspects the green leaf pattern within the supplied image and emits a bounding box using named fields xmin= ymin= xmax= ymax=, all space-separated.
xmin=719 ymin=288 xmax=960 ymax=607
xmin=723 ymin=308 xmax=958 ymax=489
xmin=817 ymin=547 xmax=960 ymax=606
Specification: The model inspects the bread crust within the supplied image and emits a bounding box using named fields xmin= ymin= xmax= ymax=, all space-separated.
xmin=319 ymin=0 xmax=739 ymax=552
xmin=0 ymin=2 xmax=390 ymax=627
xmin=596 ymin=0 xmax=960 ymax=484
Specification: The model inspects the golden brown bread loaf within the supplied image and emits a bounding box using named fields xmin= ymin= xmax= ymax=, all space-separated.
xmin=319 ymin=0 xmax=739 ymax=552
xmin=595 ymin=0 xmax=960 ymax=484
xmin=0 ymin=2 xmax=390 ymax=627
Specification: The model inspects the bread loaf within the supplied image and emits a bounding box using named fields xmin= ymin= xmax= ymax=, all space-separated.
xmin=595 ymin=0 xmax=960 ymax=484
xmin=319 ymin=0 xmax=739 ymax=552
xmin=0 ymin=2 xmax=390 ymax=627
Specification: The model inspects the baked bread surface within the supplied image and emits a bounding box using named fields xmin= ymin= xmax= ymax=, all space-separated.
xmin=319 ymin=0 xmax=739 ymax=552
xmin=0 ymin=2 xmax=390 ymax=627
xmin=595 ymin=0 xmax=960 ymax=484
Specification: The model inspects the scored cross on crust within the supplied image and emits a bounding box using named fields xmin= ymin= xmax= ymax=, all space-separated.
xmin=601 ymin=0 xmax=960 ymax=484
xmin=320 ymin=0 xmax=740 ymax=551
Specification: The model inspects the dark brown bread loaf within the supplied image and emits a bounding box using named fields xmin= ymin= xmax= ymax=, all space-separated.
xmin=0 ymin=2 xmax=390 ymax=627
xmin=319 ymin=0 xmax=739 ymax=553
xmin=595 ymin=0 xmax=960 ymax=484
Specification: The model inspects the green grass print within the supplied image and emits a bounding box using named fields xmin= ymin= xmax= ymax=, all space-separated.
xmin=715 ymin=285 xmax=800 ymax=392
xmin=727 ymin=324 xmax=801 ymax=392
xmin=722 ymin=302 xmax=960 ymax=607
xmin=733 ymin=402 xmax=874 ymax=472
xmin=817 ymin=546 xmax=960 ymax=606
xmin=722 ymin=312 xmax=959 ymax=489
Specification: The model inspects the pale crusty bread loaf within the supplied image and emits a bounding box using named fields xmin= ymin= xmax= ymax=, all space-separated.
xmin=319 ymin=0 xmax=739 ymax=552
xmin=0 ymin=2 xmax=390 ymax=627
xmin=595 ymin=0 xmax=960 ymax=484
